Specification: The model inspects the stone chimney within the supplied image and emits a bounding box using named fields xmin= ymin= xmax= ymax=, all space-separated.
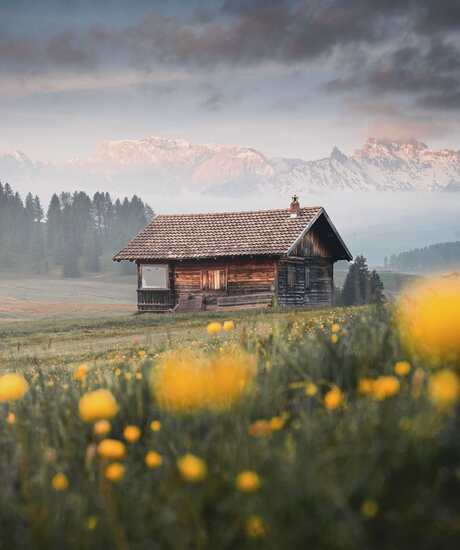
xmin=289 ymin=195 xmax=300 ymax=217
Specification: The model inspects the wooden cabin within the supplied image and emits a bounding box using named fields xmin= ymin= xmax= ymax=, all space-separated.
xmin=113 ymin=197 xmax=352 ymax=312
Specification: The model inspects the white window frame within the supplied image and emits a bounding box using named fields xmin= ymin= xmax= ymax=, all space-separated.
xmin=141 ymin=264 xmax=169 ymax=290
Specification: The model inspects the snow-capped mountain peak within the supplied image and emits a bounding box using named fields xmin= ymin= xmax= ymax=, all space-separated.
xmin=1 ymin=136 xmax=460 ymax=195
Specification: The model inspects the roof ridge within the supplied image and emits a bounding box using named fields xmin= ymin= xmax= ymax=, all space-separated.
xmin=155 ymin=206 xmax=323 ymax=218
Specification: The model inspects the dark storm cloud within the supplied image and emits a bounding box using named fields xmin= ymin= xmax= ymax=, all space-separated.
xmin=1 ymin=0 xmax=460 ymax=110
xmin=325 ymin=38 xmax=460 ymax=111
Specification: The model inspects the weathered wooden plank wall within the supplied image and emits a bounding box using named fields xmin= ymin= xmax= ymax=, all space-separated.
xmin=173 ymin=258 xmax=276 ymax=298
xmin=277 ymin=258 xmax=334 ymax=308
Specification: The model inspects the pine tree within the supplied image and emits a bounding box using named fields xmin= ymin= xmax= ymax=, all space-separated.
xmin=341 ymin=256 xmax=384 ymax=306
xmin=369 ymin=270 xmax=385 ymax=305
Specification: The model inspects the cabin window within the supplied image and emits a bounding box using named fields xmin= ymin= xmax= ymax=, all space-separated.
xmin=141 ymin=264 xmax=168 ymax=289
xmin=305 ymin=266 xmax=311 ymax=290
xmin=287 ymin=265 xmax=296 ymax=289
xmin=202 ymin=269 xmax=226 ymax=291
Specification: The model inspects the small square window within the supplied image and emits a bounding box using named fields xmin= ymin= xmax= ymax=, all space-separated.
xmin=141 ymin=264 xmax=168 ymax=289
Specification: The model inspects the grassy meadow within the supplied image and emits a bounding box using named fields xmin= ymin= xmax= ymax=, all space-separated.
xmin=0 ymin=273 xmax=136 ymax=321
xmin=1 ymin=278 xmax=460 ymax=550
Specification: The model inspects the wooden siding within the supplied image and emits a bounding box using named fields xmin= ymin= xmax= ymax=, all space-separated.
xmin=277 ymin=258 xmax=334 ymax=308
xmin=173 ymin=258 xmax=276 ymax=298
xmin=227 ymin=260 xmax=276 ymax=295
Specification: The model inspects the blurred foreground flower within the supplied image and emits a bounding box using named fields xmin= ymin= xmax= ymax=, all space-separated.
xmin=177 ymin=454 xmax=207 ymax=482
xmin=223 ymin=320 xmax=235 ymax=332
xmin=246 ymin=515 xmax=267 ymax=539
xmin=123 ymin=425 xmax=141 ymax=443
xmin=0 ymin=373 xmax=29 ymax=402
xmin=52 ymin=473 xmax=69 ymax=491
xmin=152 ymin=347 xmax=256 ymax=413
xmin=97 ymin=439 xmax=127 ymax=461
xmin=73 ymin=363 xmax=89 ymax=382
xmin=207 ymin=322 xmax=222 ymax=335
xmin=428 ymin=369 xmax=460 ymax=409
xmin=79 ymin=389 xmax=119 ymax=422
xmin=361 ymin=499 xmax=378 ymax=518
xmin=324 ymin=386 xmax=344 ymax=410
xmin=105 ymin=462 xmax=125 ymax=482
xmin=236 ymin=470 xmax=261 ymax=492
xmin=150 ymin=420 xmax=161 ymax=432
xmin=94 ymin=420 xmax=111 ymax=437
xmin=145 ymin=451 xmax=163 ymax=469
xmin=249 ymin=419 xmax=273 ymax=438
xmin=394 ymin=361 xmax=411 ymax=376
xmin=372 ymin=376 xmax=400 ymax=400
xmin=398 ymin=277 xmax=460 ymax=363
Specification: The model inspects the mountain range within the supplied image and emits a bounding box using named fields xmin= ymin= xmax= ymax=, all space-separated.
xmin=1 ymin=136 xmax=460 ymax=196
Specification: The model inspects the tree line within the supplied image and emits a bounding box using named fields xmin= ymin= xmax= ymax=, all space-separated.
xmin=384 ymin=241 xmax=460 ymax=273
xmin=340 ymin=255 xmax=385 ymax=306
xmin=0 ymin=182 xmax=153 ymax=277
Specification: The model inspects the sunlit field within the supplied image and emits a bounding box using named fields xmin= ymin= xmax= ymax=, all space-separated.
xmin=1 ymin=278 xmax=460 ymax=550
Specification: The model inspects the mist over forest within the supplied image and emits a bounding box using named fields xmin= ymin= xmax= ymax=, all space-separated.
xmin=1 ymin=178 xmax=459 ymax=275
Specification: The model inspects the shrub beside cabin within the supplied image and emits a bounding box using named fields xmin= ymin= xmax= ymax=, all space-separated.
xmin=113 ymin=197 xmax=352 ymax=312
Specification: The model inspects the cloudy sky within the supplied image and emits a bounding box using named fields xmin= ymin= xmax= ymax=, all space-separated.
xmin=2 ymin=0 xmax=460 ymax=161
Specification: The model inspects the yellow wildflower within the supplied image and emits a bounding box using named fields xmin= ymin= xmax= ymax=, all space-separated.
xmin=115 ymin=368 xmax=122 ymax=377
xmin=78 ymin=389 xmax=119 ymax=422
xmin=97 ymin=439 xmax=127 ymax=461
xmin=236 ymin=470 xmax=261 ymax=492
xmin=248 ymin=419 xmax=272 ymax=438
xmin=428 ymin=369 xmax=460 ymax=409
xmin=207 ymin=322 xmax=222 ymax=335
xmin=145 ymin=451 xmax=163 ymax=469
xmin=93 ymin=419 xmax=111 ymax=437
xmin=86 ymin=516 xmax=98 ymax=531
xmin=177 ymin=453 xmax=207 ymax=482
xmin=123 ymin=425 xmax=141 ymax=443
xmin=138 ymin=350 xmax=147 ymax=359
xmin=305 ymin=383 xmax=318 ymax=396
xmin=246 ymin=515 xmax=267 ymax=539
xmin=397 ymin=277 xmax=460 ymax=363
xmin=73 ymin=363 xmax=89 ymax=382
xmin=269 ymin=415 xmax=286 ymax=431
xmin=331 ymin=334 xmax=339 ymax=344
xmin=150 ymin=420 xmax=161 ymax=432
xmin=324 ymin=386 xmax=344 ymax=410
xmin=0 ymin=373 xmax=29 ymax=402
xmin=358 ymin=378 xmax=374 ymax=395
xmin=52 ymin=473 xmax=69 ymax=491
xmin=331 ymin=323 xmax=340 ymax=333
xmin=361 ymin=499 xmax=378 ymax=518
xmin=105 ymin=462 xmax=125 ymax=482
xmin=6 ymin=412 xmax=16 ymax=425
xmin=152 ymin=347 xmax=255 ymax=413
xmin=394 ymin=361 xmax=411 ymax=376
xmin=372 ymin=376 xmax=400 ymax=400
xmin=223 ymin=320 xmax=235 ymax=332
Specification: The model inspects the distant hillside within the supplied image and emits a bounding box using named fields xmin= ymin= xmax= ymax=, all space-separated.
xmin=387 ymin=241 xmax=460 ymax=273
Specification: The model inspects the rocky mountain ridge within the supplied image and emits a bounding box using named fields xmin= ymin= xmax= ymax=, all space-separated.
xmin=1 ymin=136 xmax=460 ymax=194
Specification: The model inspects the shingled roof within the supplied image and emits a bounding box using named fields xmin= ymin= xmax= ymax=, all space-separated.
xmin=113 ymin=206 xmax=350 ymax=261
